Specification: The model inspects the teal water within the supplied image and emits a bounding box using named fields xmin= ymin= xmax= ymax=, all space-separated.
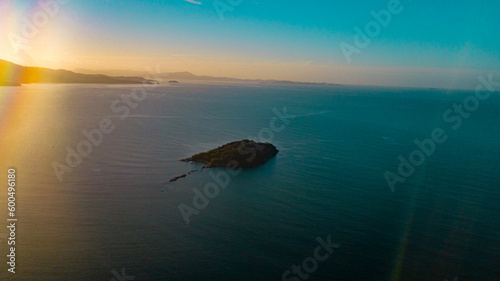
xmin=0 ymin=83 xmax=498 ymax=280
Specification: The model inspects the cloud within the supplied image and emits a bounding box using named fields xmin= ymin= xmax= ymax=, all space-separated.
xmin=183 ymin=0 xmax=202 ymax=4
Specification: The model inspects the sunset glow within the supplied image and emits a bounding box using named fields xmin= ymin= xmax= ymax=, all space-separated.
xmin=1 ymin=0 xmax=499 ymax=89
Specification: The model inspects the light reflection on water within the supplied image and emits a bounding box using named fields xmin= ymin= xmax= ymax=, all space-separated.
xmin=0 ymin=83 xmax=498 ymax=280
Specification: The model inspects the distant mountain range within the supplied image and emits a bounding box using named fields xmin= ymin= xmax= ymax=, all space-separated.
xmin=75 ymin=69 xmax=342 ymax=86
xmin=0 ymin=60 xmax=340 ymax=87
xmin=0 ymin=60 xmax=157 ymax=86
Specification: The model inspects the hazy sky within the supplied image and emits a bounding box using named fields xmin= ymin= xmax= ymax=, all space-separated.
xmin=1 ymin=0 xmax=499 ymax=89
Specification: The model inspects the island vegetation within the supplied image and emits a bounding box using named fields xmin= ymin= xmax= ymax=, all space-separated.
xmin=182 ymin=139 xmax=278 ymax=168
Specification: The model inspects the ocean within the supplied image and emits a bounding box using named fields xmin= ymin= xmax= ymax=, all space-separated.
xmin=0 ymin=83 xmax=498 ymax=280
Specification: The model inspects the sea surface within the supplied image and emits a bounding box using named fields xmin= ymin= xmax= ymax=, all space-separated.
xmin=0 ymin=83 xmax=498 ymax=281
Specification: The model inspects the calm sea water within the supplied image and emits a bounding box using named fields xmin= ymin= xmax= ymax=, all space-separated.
xmin=0 ymin=83 xmax=498 ymax=281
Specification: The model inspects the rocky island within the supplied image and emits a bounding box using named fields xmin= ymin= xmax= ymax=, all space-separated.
xmin=181 ymin=140 xmax=279 ymax=168
xmin=167 ymin=140 xmax=278 ymax=183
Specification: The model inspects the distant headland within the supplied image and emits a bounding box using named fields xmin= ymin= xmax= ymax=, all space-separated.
xmin=0 ymin=59 xmax=158 ymax=86
xmin=0 ymin=81 xmax=21 ymax=86
xmin=153 ymin=72 xmax=341 ymax=87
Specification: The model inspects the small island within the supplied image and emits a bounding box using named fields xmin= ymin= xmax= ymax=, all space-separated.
xmin=168 ymin=80 xmax=179 ymax=83
xmin=182 ymin=140 xmax=278 ymax=168
xmin=167 ymin=141 xmax=278 ymax=183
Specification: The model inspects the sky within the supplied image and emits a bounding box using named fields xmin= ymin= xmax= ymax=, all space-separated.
xmin=0 ymin=0 xmax=499 ymax=89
